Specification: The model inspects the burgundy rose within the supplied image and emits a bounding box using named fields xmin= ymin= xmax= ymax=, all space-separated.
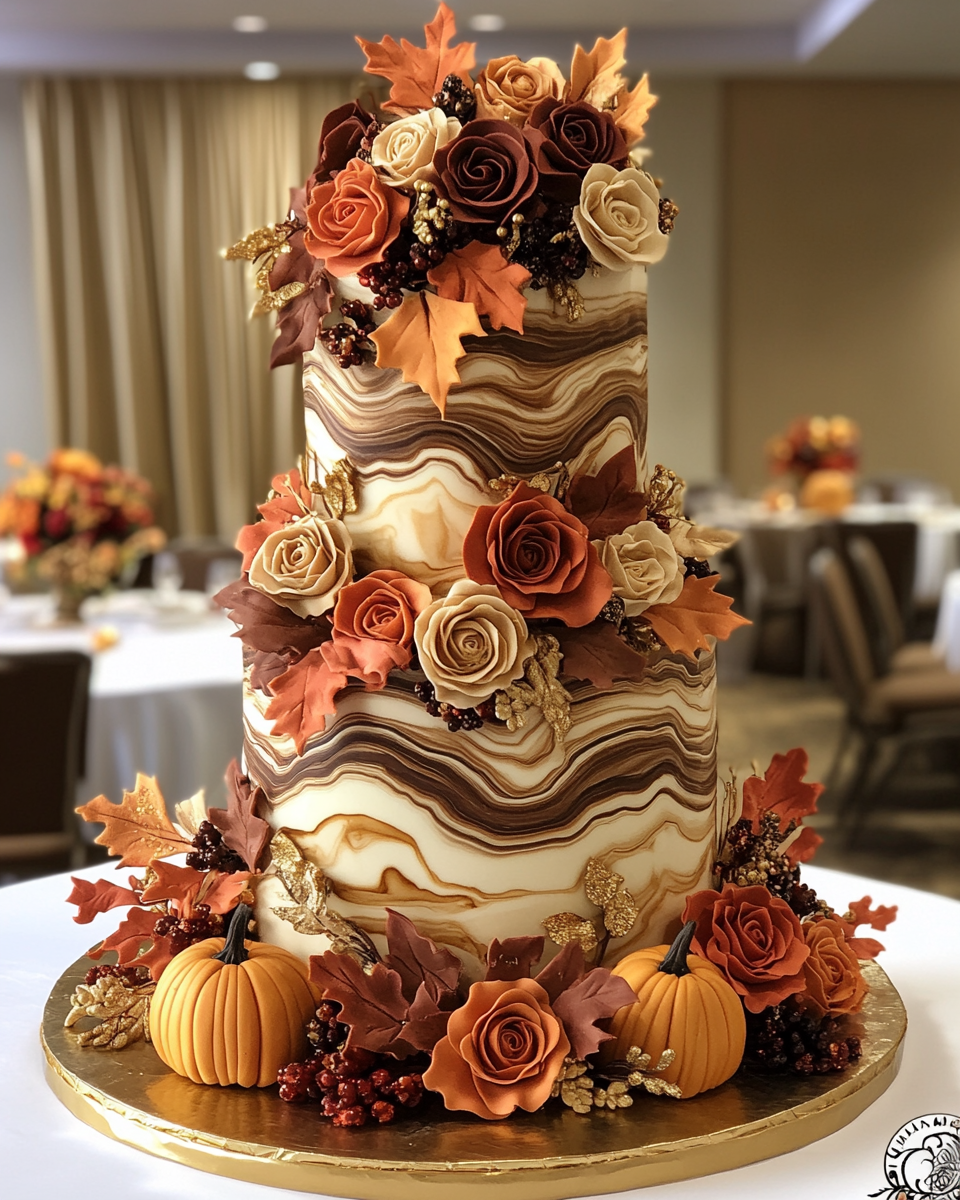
xmin=306 ymin=100 xmax=377 ymax=189
xmin=523 ymin=98 xmax=628 ymax=203
xmin=433 ymin=119 xmax=539 ymax=229
xmin=682 ymin=885 xmax=810 ymax=1014
xmin=462 ymin=482 xmax=612 ymax=627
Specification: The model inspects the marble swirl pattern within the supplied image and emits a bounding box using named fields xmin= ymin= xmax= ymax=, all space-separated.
xmin=248 ymin=648 xmax=718 ymax=981
xmin=303 ymin=267 xmax=650 ymax=592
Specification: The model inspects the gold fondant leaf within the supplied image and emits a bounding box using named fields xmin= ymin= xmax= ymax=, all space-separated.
xmin=542 ymin=912 xmax=599 ymax=954
xmin=496 ymin=635 xmax=572 ymax=745
xmin=65 ymin=976 xmax=155 ymax=1050
xmin=271 ymin=903 xmax=327 ymax=937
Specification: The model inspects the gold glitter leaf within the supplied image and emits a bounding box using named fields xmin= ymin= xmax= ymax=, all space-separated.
xmin=543 ymin=912 xmax=599 ymax=953
xmin=222 ymin=221 xmax=304 ymax=320
xmin=602 ymin=888 xmax=640 ymax=938
xmin=584 ymin=858 xmax=624 ymax=908
xmin=319 ymin=459 xmax=358 ymax=521
xmin=65 ymin=976 xmax=155 ymax=1050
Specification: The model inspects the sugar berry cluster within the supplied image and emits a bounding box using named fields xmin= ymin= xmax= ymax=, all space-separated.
xmin=152 ymin=903 xmax=224 ymax=955
xmin=745 ymin=1001 xmax=863 ymax=1075
xmin=413 ymin=680 xmax=498 ymax=732
xmin=683 ymin=556 xmax=717 ymax=580
xmin=186 ymin=820 xmax=246 ymax=874
xmin=512 ymin=202 xmax=591 ymax=291
xmin=432 ymin=74 xmax=477 ymax=122
xmin=319 ymin=299 xmax=376 ymax=368
xmin=83 ymin=963 xmax=150 ymax=987
xmin=716 ymin=814 xmax=829 ymax=917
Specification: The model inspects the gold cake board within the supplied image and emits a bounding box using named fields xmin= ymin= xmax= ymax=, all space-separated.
xmin=42 ymin=956 xmax=905 ymax=1198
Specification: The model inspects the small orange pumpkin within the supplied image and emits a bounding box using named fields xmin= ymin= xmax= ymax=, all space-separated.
xmin=149 ymin=904 xmax=320 ymax=1087
xmin=602 ymin=920 xmax=746 ymax=1099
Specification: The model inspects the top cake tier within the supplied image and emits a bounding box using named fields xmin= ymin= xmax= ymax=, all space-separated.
xmin=304 ymin=267 xmax=648 ymax=592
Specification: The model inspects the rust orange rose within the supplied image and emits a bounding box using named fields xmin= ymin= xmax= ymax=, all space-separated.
xmin=423 ymin=978 xmax=570 ymax=1120
xmin=329 ymin=568 xmax=433 ymax=682
xmin=683 ymin=884 xmax=809 ymax=1014
xmin=304 ymin=158 xmax=408 ymax=277
xmin=463 ymin=482 xmax=612 ymax=626
xmin=799 ymin=916 xmax=868 ymax=1017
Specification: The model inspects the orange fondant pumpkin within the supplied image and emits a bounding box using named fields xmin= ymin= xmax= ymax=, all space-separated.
xmin=149 ymin=904 xmax=320 ymax=1087
xmin=602 ymin=920 xmax=746 ymax=1099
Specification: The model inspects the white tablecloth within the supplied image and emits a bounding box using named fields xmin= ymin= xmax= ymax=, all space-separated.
xmin=2 ymin=864 xmax=958 ymax=1200
xmin=0 ymin=592 xmax=243 ymax=813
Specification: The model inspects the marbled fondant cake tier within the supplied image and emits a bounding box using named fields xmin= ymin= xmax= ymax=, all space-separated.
xmin=249 ymin=647 xmax=717 ymax=980
xmin=303 ymin=267 xmax=648 ymax=593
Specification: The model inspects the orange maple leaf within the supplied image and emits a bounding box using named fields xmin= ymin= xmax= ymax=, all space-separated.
xmin=76 ymin=775 xmax=192 ymax=868
xmin=644 ymin=575 xmax=751 ymax=660
xmin=569 ymin=29 xmax=627 ymax=108
xmin=427 ymin=244 xmax=531 ymax=334
xmin=370 ymin=291 xmax=486 ymax=416
xmin=265 ymin=646 xmax=345 ymax=754
xmin=612 ymin=75 xmax=657 ymax=146
xmin=357 ymin=2 xmax=475 ymax=116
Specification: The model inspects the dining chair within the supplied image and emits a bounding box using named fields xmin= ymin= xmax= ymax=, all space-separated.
xmin=166 ymin=538 xmax=243 ymax=594
xmin=809 ymin=547 xmax=960 ymax=843
xmin=0 ymin=650 xmax=91 ymax=878
xmin=823 ymin=520 xmax=918 ymax=635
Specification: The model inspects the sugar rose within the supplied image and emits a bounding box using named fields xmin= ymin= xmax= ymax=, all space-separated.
xmin=524 ymin=99 xmax=628 ymax=203
xmin=423 ymin=978 xmax=570 ymax=1120
xmin=474 ymin=55 xmax=565 ymax=125
xmin=306 ymin=100 xmax=376 ymax=189
xmin=573 ymin=163 xmax=668 ymax=270
xmin=433 ymin=119 xmax=539 ymax=229
xmin=463 ymin=482 xmax=612 ymax=627
xmin=333 ymin=569 xmax=432 ymax=654
xmin=593 ymin=520 xmax=683 ymax=616
xmin=371 ymin=108 xmax=462 ymax=190
xmin=304 ymin=158 xmax=409 ymax=277
xmin=248 ymin=513 xmax=353 ymax=619
xmin=683 ymin=884 xmax=810 ymax=1014
xmin=799 ymin=916 xmax=868 ymax=1017
xmin=414 ymin=580 xmax=535 ymax=709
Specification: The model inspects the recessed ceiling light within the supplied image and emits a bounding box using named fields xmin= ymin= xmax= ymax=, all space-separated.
xmin=244 ymin=61 xmax=280 ymax=81
xmin=469 ymin=14 xmax=505 ymax=32
xmin=233 ymin=15 xmax=268 ymax=34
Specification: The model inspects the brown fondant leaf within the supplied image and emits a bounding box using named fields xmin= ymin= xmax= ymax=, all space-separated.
xmin=534 ymin=942 xmax=587 ymax=1003
xmin=267 ymin=227 xmax=333 ymax=368
xmin=555 ymin=622 xmax=647 ymax=688
xmin=551 ymin=968 xmax=638 ymax=1061
xmin=427 ymin=243 xmax=530 ymax=334
xmin=565 ymin=446 xmax=646 ymax=539
xmin=249 ymin=649 xmax=293 ymax=694
xmin=215 ymin=580 xmax=330 ymax=658
xmin=370 ymin=290 xmax=486 ymax=416
xmin=265 ymin=646 xmax=346 ymax=754
xmin=87 ymin=906 xmax=159 ymax=968
xmin=67 ymin=876 xmax=141 ymax=924
xmin=357 ymin=2 xmax=476 ymax=116
xmin=208 ymin=759 xmax=272 ymax=872
xmin=402 ymin=982 xmax=454 ymax=1053
xmin=309 ymin=953 xmax=412 ymax=1055
xmin=76 ymin=775 xmax=192 ymax=868
xmin=569 ymin=29 xmax=627 ymax=108
xmin=612 ymin=75 xmax=657 ymax=146
xmin=383 ymin=909 xmax=461 ymax=1005
xmin=484 ymin=935 xmax=545 ymax=981
xmin=644 ymin=574 xmax=751 ymax=659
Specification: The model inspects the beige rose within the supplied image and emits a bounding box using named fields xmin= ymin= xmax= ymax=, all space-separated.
xmin=248 ymin=513 xmax=353 ymax=618
xmin=414 ymin=580 xmax=535 ymax=709
xmin=371 ymin=108 xmax=462 ymax=189
xmin=573 ymin=163 xmax=668 ymax=270
xmin=475 ymin=55 xmax=565 ymax=125
xmin=593 ymin=520 xmax=683 ymax=615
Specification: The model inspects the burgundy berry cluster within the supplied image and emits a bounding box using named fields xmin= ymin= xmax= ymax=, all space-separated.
xmin=319 ymin=299 xmax=377 ymax=368
xmin=414 ymin=680 xmax=499 ymax=732
xmin=152 ymin=904 xmax=224 ymax=955
xmin=278 ymin=1042 xmax=425 ymax=1128
xmin=186 ymin=820 xmax=246 ymax=874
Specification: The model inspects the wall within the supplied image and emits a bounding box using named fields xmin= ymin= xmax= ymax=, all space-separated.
xmin=644 ymin=78 xmax=723 ymax=486
xmin=0 ymin=78 xmax=46 ymax=476
xmin=724 ymin=80 xmax=960 ymax=498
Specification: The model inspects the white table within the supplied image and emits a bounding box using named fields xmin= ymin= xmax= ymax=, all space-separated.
xmin=0 ymin=592 xmax=243 ymax=815
xmin=2 ymin=864 xmax=958 ymax=1200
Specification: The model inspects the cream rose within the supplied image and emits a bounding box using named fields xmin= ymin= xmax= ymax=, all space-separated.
xmin=248 ymin=513 xmax=353 ymax=618
xmin=414 ymin=580 xmax=535 ymax=709
xmin=371 ymin=108 xmax=462 ymax=189
xmin=573 ymin=163 xmax=668 ymax=270
xmin=593 ymin=520 xmax=683 ymax=615
xmin=474 ymin=55 xmax=565 ymax=125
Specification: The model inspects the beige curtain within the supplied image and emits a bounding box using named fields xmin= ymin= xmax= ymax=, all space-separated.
xmin=21 ymin=76 xmax=356 ymax=539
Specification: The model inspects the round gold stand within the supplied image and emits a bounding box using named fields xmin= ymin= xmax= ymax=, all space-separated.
xmin=42 ymin=957 xmax=906 ymax=1198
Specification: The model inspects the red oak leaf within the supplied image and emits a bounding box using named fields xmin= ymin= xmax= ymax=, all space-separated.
xmin=555 ymin=621 xmax=647 ymax=688
xmin=198 ymin=871 xmax=252 ymax=916
xmin=847 ymin=895 xmax=899 ymax=932
xmin=644 ymin=574 xmax=751 ymax=659
xmin=133 ymin=933 xmax=178 ymax=980
xmin=565 ymin=446 xmax=647 ymax=539
xmin=383 ymin=909 xmax=461 ymax=1006
xmin=741 ymin=748 xmax=823 ymax=831
xmin=551 ymin=968 xmax=638 ymax=1061
xmin=484 ymin=936 xmax=545 ymax=981
xmin=138 ymin=860 xmax=206 ymax=914
xmin=67 ymin=876 xmax=141 ymax=925
xmin=427 ymin=243 xmax=530 ymax=333
xmin=215 ymin=580 xmax=330 ymax=658
xmin=208 ymin=759 xmax=271 ymax=872
xmin=266 ymin=647 xmax=346 ymax=753
xmin=309 ymin=953 xmax=412 ymax=1055
xmin=357 ymin=3 xmax=475 ymax=116
xmin=87 ymin=906 xmax=159 ymax=967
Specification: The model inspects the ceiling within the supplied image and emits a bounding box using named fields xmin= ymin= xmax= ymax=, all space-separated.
xmin=0 ymin=0 xmax=956 ymax=76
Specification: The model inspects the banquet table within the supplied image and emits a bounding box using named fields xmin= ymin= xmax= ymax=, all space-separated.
xmin=3 ymin=864 xmax=958 ymax=1200
xmin=0 ymin=591 xmax=243 ymax=815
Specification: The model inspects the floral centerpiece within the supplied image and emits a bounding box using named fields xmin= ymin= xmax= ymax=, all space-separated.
xmin=765 ymin=417 xmax=860 ymax=516
xmin=0 ymin=449 xmax=166 ymax=620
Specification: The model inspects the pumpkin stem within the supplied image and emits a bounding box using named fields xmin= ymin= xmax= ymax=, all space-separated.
xmin=215 ymin=903 xmax=253 ymax=966
xmin=657 ymin=920 xmax=697 ymax=977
